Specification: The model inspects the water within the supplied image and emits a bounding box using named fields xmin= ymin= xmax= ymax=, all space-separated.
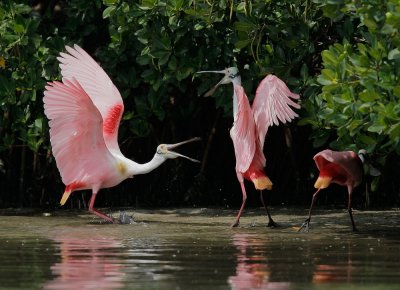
xmin=0 ymin=208 xmax=399 ymax=289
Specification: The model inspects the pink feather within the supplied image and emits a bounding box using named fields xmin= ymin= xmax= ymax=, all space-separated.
xmin=252 ymin=75 xmax=300 ymax=150
xmin=314 ymin=149 xmax=363 ymax=191
xmin=44 ymin=45 xmax=201 ymax=223
xmin=57 ymin=44 xmax=124 ymax=154
xmin=230 ymin=85 xmax=258 ymax=173
xmin=43 ymin=78 xmax=118 ymax=188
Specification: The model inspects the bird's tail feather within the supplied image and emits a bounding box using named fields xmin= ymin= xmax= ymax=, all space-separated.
xmin=60 ymin=185 xmax=72 ymax=206
xmin=314 ymin=176 xmax=332 ymax=189
xmin=252 ymin=176 xmax=273 ymax=191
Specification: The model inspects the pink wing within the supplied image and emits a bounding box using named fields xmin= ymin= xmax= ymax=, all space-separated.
xmin=252 ymin=75 xmax=300 ymax=149
xmin=230 ymin=85 xmax=261 ymax=173
xmin=314 ymin=149 xmax=363 ymax=188
xmin=43 ymin=78 xmax=116 ymax=186
xmin=57 ymin=44 xmax=124 ymax=154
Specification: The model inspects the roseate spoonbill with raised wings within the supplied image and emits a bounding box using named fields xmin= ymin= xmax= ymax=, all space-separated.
xmin=298 ymin=149 xmax=365 ymax=232
xmin=43 ymin=44 xmax=200 ymax=223
xmin=197 ymin=67 xmax=300 ymax=227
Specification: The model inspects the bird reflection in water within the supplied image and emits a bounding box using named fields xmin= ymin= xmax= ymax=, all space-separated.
xmin=312 ymin=242 xmax=355 ymax=283
xmin=228 ymin=233 xmax=291 ymax=290
xmin=43 ymin=232 xmax=125 ymax=290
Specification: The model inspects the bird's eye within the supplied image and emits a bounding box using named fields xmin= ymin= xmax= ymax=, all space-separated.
xmin=157 ymin=145 xmax=166 ymax=154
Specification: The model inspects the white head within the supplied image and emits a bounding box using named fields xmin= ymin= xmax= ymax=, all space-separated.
xmin=156 ymin=137 xmax=201 ymax=162
xmin=357 ymin=149 xmax=367 ymax=163
xmin=357 ymin=149 xmax=381 ymax=176
xmin=197 ymin=67 xmax=241 ymax=96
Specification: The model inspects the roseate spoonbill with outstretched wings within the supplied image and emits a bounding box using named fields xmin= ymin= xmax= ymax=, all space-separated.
xmin=298 ymin=149 xmax=365 ymax=232
xmin=43 ymin=44 xmax=200 ymax=223
xmin=197 ymin=67 xmax=300 ymax=227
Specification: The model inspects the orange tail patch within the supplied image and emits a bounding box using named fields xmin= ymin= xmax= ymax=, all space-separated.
xmin=314 ymin=176 xmax=332 ymax=189
xmin=252 ymin=176 xmax=273 ymax=190
xmin=60 ymin=186 xmax=72 ymax=206
xmin=60 ymin=182 xmax=85 ymax=206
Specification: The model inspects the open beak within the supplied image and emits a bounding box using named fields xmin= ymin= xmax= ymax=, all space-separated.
xmin=166 ymin=137 xmax=201 ymax=163
xmin=196 ymin=70 xmax=229 ymax=97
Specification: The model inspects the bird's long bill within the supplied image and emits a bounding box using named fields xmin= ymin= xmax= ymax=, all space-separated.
xmin=196 ymin=70 xmax=228 ymax=97
xmin=166 ymin=137 xmax=201 ymax=163
xmin=196 ymin=70 xmax=226 ymax=74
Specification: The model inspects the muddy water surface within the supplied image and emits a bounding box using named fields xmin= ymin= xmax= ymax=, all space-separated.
xmin=0 ymin=208 xmax=399 ymax=290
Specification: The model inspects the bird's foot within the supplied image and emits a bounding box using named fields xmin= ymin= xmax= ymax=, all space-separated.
xmin=231 ymin=220 xmax=240 ymax=228
xmin=266 ymin=219 xmax=279 ymax=228
xmin=297 ymin=219 xmax=311 ymax=233
xmin=118 ymin=211 xmax=134 ymax=224
xmin=90 ymin=209 xmax=115 ymax=224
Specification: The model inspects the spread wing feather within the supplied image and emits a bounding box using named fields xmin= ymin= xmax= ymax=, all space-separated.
xmin=43 ymin=78 xmax=116 ymax=185
xmin=252 ymin=75 xmax=300 ymax=149
xmin=57 ymin=44 xmax=124 ymax=154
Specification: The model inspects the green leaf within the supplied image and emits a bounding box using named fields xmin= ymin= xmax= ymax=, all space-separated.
xmin=103 ymin=6 xmax=116 ymax=18
xmin=234 ymin=21 xmax=254 ymax=33
xmin=103 ymin=0 xmax=118 ymax=6
xmin=13 ymin=23 xmax=25 ymax=33
xmin=368 ymin=124 xmax=386 ymax=133
xmin=363 ymin=17 xmax=377 ymax=31
xmin=389 ymin=123 xmax=400 ymax=140
xmin=300 ymin=63 xmax=309 ymax=81
xmin=321 ymin=50 xmax=338 ymax=65
xmin=388 ymin=48 xmax=400 ymax=60
xmin=359 ymin=89 xmax=380 ymax=102
xmin=170 ymin=0 xmax=184 ymax=10
xmin=333 ymin=96 xmax=350 ymax=104
xmin=139 ymin=0 xmax=157 ymax=10
xmin=317 ymin=69 xmax=336 ymax=85
xmin=194 ymin=23 xmax=204 ymax=30
xmin=393 ymin=86 xmax=400 ymax=97
xmin=358 ymin=134 xmax=377 ymax=145
xmin=235 ymin=39 xmax=251 ymax=49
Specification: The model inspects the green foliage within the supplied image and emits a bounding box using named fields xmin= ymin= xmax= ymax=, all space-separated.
xmin=1 ymin=0 xmax=399 ymax=207
xmin=100 ymin=0 xmax=236 ymax=123
xmin=303 ymin=0 xmax=400 ymax=163
xmin=99 ymin=0 xmax=322 ymax=120
xmin=0 ymin=2 xmax=47 ymax=152
xmin=0 ymin=0 xmax=106 ymax=153
xmin=0 ymin=0 xmax=319 ymax=151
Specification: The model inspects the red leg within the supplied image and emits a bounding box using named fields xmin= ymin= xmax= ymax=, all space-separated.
xmin=232 ymin=181 xmax=247 ymax=227
xmin=88 ymin=192 xmax=114 ymax=223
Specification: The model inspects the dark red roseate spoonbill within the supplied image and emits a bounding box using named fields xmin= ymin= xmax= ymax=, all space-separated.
xmin=298 ymin=149 xmax=365 ymax=232
xmin=197 ymin=67 xmax=300 ymax=227
xmin=43 ymin=44 xmax=200 ymax=223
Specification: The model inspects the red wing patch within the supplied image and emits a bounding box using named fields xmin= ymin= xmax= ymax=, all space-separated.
xmin=103 ymin=104 xmax=123 ymax=136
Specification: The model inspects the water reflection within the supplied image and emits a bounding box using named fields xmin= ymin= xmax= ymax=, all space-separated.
xmin=228 ymin=233 xmax=291 ymax=290
xmin=43 ymin=230 xmax=125 ymax=290
xmin=0 ymin=212 xmax=397 ymax=290
xmin=312 ymin=241 xmax=355 ymax=283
